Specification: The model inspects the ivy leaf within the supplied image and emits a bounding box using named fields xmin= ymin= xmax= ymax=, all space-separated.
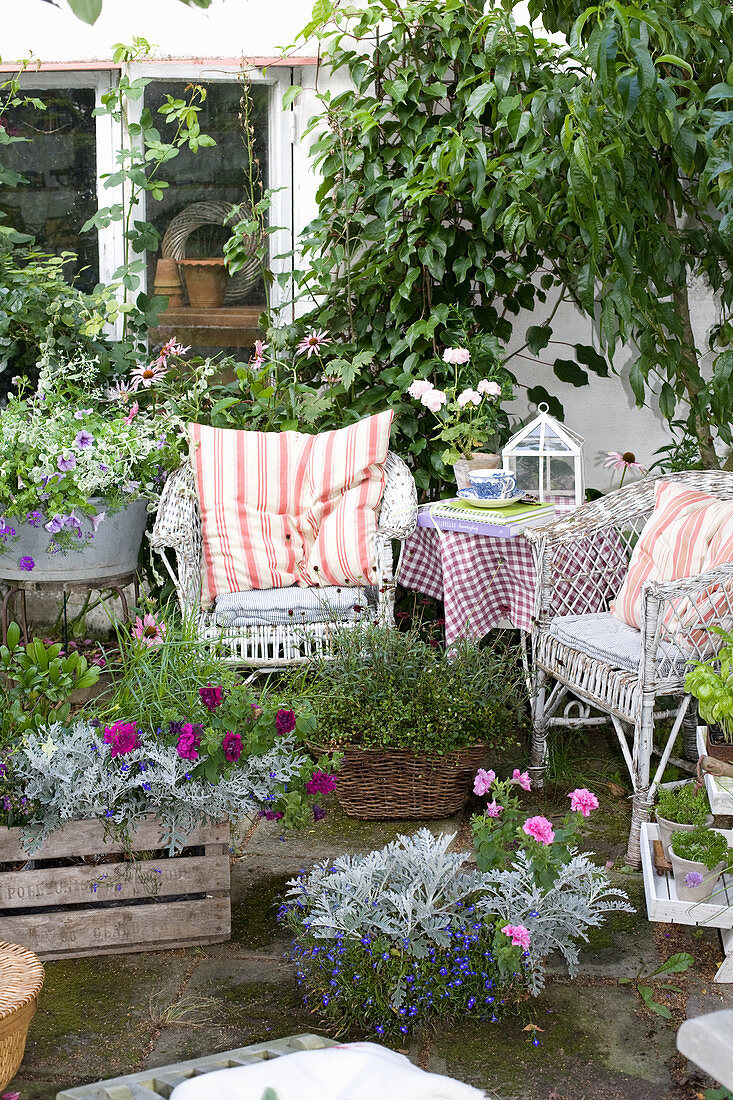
xmin=65 ymin=0 xmax=103 ymax=22
xmin=553 ymin=358 xmax=589 ymax=387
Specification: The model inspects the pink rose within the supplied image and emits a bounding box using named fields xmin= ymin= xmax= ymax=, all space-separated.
xmin=523 ymin=815 xmax=555 ymax=845
xmin=501 ymin=923 xmax=531 ymax=949
xmin=421 ymin=388 xmax=448 ymax=412
xmin=512 ymin=769 xmax=532 ymax=791
xmin=442 ymin=347 xmax=471 ymax=365
xmin=457 ymin=388 xmax=481 ymax=408
xmin=486 ymin=800 xmax=503 ymax=818
xmin=473 ymin=768 xmax=496 ymax=796
xmin=569 ymin=788 xmax=599 ymax=817
xmin=477 ymin=379 xmax=502 ymax=397
xmin=408 ymin=379 xmax=434 ymax=398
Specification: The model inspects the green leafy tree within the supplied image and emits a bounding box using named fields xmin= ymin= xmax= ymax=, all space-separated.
xmin=285 ymin=0 xmax=733 ymax=485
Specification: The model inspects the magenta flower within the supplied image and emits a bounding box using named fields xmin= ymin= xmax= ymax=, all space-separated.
xmin=26 ymin=510 xmax=43 ymax=527
xmin=74 ymin=429 xmax=94 ymax=449
xmin=222 ymin=731 xmax=243 ymax=763
xmin=501 ymin=923 xmax=531 ymax=949
xmin=568 ymin=788 xmax=599 ymax=817
xmin=296 ymin=329 xmax=330 ymax=358
xmin=123 ymin=401 xmax=139 ymax=425
xmin=486 ymin=800 xmax=503 ymax=818
xmin=176 ymin=723 xmax=201 ymax=761
xmin=104 ymin=721 xmax=140 ymax=758
xmin=512 ymin=769 xmax=532 ymax=791
xmin=57 ymin=451 xmax=77 ymax=472
xmin=306 ymin=771 xmax=337 ymax=795
xmin=262 ymin=809 xmax=284 ymax=821
xmin=132 ymin=613 xmax=166 ymax=647
xmin=200 ymin=685 xmax=224 ymax=712
xmin=473 ymin=768 xmax=496 ymax=796
xmin=18 ymin=556 xmax=34 ymax=571
xmin=523 ymin=815 xmax=555 ymax=845
xmin=275 ymin=708 xmax=297 ymax=736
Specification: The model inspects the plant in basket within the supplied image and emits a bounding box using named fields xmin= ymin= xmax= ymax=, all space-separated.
xmin=685 ymin=627 xmax=733 ymax=761
xmin=291 ymin=625 xmax=525 ymax=819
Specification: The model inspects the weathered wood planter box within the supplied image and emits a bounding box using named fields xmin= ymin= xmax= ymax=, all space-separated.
xmin=0 ymin=816 xmax=230 ymax=960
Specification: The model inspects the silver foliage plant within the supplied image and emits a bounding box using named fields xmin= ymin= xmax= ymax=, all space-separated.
xmin=285 ymin=828 xmax=633 ymax=993
xmin=13 ymin=720 xmax=308 ymax=853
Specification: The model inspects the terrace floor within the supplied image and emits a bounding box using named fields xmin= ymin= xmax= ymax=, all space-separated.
xmin=8 ymin=731 xmax=733 ymax=1100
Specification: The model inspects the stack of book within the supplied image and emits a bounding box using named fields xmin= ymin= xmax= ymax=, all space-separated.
xmin=417 ymin=498 xmax=556 ymax=539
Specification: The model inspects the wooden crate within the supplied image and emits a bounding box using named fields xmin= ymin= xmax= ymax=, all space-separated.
xmin=640 ymin=822 xmax=733 ymax=982
xmin=697 ymin=726 xmax=733 ymax=815
xmin=0 ymin=816 xmax=230 ymax=959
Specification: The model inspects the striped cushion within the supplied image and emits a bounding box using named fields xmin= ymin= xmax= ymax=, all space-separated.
xmin=213 ymin=586 xmax=376 ymax=626
xmin=189 ymin=413 xmax=393 ymax=608
xmin=611 ymin=480 xmax=733 ymax=644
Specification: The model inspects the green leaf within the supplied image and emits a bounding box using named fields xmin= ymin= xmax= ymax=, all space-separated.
xmin=659 ymin=381 xmax=676 ymax=420
xmin=65 ymin=0 xmax=102 ymax=22
xmin=646 ymin=952 xmax=694 ymax=978
xmin=554 ymin=358 xmax=589 ymax=387
xmin=6 ymin=622 xmax=20 ymax=652
xmin=526 ymin=386 xmax=565 ymax=420
xmin=465 ymin=83 xmax=495 ymax=118
xmin=574 ymin=344 xmax=609 ymax=377
xmin=282 ymin=85 xmax=302 ymax=110
xmin=527 ymin=325 xmax=552 ymax=355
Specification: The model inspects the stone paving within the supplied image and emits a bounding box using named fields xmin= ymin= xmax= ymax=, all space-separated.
xmin=8 ymin=780 xmax=733 ymax=1100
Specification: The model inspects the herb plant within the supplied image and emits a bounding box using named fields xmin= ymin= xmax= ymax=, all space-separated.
xmin=655 ymin=783 xmax=710 ymax=827
xmin=670 ymin=826 xmax=731 ymax=872
xmin=297 ymin=626 xmax=525 ymax=754
xmin=685 ymin=630 xmax=733 ymax=742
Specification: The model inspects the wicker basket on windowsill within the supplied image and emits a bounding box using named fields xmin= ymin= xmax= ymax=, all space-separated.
xmin=0 ymin=941 xmax=44 ymax=1091
xmin=312 ymin=742 xmax=491 ymax=820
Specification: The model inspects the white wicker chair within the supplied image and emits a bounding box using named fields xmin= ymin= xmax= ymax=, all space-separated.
xmin=525 ymin=470 xmax=733 ymax=866
xmin=150 ymin=451 xmax=418 ymax=671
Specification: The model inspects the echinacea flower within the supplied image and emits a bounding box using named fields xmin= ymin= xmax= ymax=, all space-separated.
xmin=156 ymin=338 xmax=190 ymax=363
xmin=123 ymin=401 xmax=139 ymax=425
xmin=473 ymin=768 xmax=496 ymax=796
xmin=74 ymin=429 xmax=94 ymax=449
xmin=523 ymin=815 xmax=555 ymax=845
xmin=457 ymin=388 xmax=481 ymax=407
xmin=442 ymin=347 xmax=471 ymax=365
xmin=131 ymin=613 xmax=166 ymax=647
xmin=568 ymin=787 xmax=599 ymax=817
xmin=200 ymin=685 xmax=224 ymax=712
xmin=296 ymin=329 xmax=330 ymax=358
xmin=222 ymin=731 xmax=243 ymax=763
xmin=275 ymin=708 xmax=297 ymax=736
xmin=477 ymin=378 xmax=502 ymax=397
xmin=129 ymin=363 xmax=167 ymax=391
xmin=501 ymin=923 xmax=531 ymax=949
xmin=684 ymin=871 xmax=704 ymax=888
xmin=107 ymin=381 xmax=131 ymax=402
xmin=407 ymin=379 xmax=434 ymax=399
xmin=251 ymin=339 xmax=269 ymax=365
xmin=18 ymin=556 xmax=34 ymax=571
xmin=512 ymin=769 xmax=532 ymax=791
xmin=603 ymin=450 xmax=647 ymax=487
xmin=421 ymin=388 xmax=448 ymax=412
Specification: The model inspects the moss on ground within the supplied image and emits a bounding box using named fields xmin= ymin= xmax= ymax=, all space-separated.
xmin=230 ymin=872 xmax=292 ymax=949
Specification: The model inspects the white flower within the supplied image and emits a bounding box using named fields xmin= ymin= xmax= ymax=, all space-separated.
xmin=408 ymin=379 xmax=434 ymax=399
xmin=421 ymin=388 xmax=448 ymax=412
xmin=477 ymin=379 xmax=502 ymax=397
xmin=442 ymin=347 xmax=471 ymax=365
xmin=457 ymin=388 xmax=481 ymax=407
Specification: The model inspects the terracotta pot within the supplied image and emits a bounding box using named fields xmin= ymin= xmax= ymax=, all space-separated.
xmin=153 ymin=258 xmax=184 ymax=308
xmin=452 ymin=452 xmax=500 ymax=491
xmin=179 ymin=258 xmax=227 ymax=308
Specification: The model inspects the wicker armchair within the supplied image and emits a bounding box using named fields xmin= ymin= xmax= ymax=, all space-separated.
xmin=524 ymin=470 xmax=733 ymax=866
xmin=150 ymin=451 xmax=418 ymax=671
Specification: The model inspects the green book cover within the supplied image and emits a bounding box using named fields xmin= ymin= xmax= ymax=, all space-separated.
xmin=436 ymin=499 xmax=554 ymax=522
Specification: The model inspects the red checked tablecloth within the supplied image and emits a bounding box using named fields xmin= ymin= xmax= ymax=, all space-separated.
xmin=398 ymin=527 xmax=628 ymax=645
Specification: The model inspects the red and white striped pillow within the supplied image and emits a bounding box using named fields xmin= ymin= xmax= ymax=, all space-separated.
xmin=611 ymin=480 xmax=733 ymax=647
xmin=189 ymin=412 xmax=393 ymax=608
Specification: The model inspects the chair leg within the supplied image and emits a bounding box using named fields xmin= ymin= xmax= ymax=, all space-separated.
xmin=625 ymin=696 xmax=655 ymax=867
xmin=529 ymin=666 xmax=549 ymax=790
xmin=681 ymin=697 xmax=699 ymax=762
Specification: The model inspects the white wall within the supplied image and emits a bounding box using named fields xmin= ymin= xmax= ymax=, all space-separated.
xmin=2 ymin=0 xmax=720 ymax=488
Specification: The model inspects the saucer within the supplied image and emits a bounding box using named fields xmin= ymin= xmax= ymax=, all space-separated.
xmin=457 ymin=490 xmax=524 ymax=508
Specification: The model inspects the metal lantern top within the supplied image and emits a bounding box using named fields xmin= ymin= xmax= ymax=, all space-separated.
xmin=502 ymin=403 xmax=585 ymax=508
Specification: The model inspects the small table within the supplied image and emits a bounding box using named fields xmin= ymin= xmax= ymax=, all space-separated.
xmin=0 ymin=571 xmax=140 ymax=646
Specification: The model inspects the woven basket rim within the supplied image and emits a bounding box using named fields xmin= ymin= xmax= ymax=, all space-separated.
xmin=310 ymin=740 xmax=490 ymax=759
xmin=0 ymin=942 xmax=45 ymax=1022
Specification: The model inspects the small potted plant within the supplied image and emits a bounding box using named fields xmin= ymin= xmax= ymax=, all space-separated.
xmin=669 ymin=825 xmax=731 ymax=903
xmin=685 ymin=629 xmax=733 ymax=762
xmin=654 ymin=781 xmax=712 ymax=861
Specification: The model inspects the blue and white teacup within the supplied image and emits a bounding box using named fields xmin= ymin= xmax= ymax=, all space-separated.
xmin=467 ymin=469 xmax=517 ymax=500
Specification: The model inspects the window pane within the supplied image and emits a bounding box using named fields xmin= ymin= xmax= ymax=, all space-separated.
xmin=144 ymin=80 xmax=268 ymax=307
xmin=0 ymin=87 xmax=98 ymax=290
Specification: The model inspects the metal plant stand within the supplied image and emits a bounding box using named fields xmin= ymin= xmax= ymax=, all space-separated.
xmin=0 ymin=571 xmax=140 ymax=648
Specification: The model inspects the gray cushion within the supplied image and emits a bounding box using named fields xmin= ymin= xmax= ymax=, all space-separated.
xmin=547 ymin=612 xmax=688 ymax=677
xmin=214 ymin=585 xmax=376 ymax=627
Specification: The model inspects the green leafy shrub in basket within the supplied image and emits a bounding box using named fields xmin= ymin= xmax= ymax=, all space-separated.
xmin=294 ymin=625 xmax=525 ymax=753
xmin=655 ymin=783 xmax=710 ymax=827
xmin=670 ymin=826 xmax=731 ymax=871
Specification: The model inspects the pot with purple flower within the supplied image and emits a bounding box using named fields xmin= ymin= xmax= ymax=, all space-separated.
xmin=669 ymin=825 xmax=731 ymax=902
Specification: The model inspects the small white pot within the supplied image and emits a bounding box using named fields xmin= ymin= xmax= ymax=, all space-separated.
xmin=656 ymin=814 xmax=713 ymax=862
xmin=669 ymin=849 xmax=727 ymax=903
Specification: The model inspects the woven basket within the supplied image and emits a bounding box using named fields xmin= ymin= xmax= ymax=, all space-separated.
xmin=325 ymin=743 xmax=491 ymax=819
xmin=0 ymin=941 xmax=44 ymax=1090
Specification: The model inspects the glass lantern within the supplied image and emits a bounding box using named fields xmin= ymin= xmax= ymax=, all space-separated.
xmin=502 ymin=403 xmax=585 ymax=509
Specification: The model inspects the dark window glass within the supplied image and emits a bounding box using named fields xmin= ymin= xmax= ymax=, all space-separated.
xmin=0 ymin=87 xmax=98 ymax=290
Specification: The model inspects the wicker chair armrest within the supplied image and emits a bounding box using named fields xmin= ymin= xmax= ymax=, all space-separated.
xmin=376 ymin=451 xmax=418 ymax=540
xmin=637 ymin=562 xmax=733 ymax=672
xmin=150 ymin=463 xmax=199 ymax=558
xmin=643 ymin=562 xmax=733 ymax=603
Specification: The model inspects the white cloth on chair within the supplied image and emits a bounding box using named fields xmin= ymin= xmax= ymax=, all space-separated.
xmin=170 ymin=1042 xmax=487 ymax=1100
xmin=213 ymin=585 xmax=376 ymax=627
xmin=547 ymin=611 xmax=688 ymax=677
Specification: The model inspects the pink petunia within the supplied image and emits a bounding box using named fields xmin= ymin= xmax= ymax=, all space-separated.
xmin=486 ymin=800 xmax=503 ymax=818
xmin=512 ymin=769 xmax=532 ymax=791
xmin=421 ymin=388 xmax=448 ymax=412
xmin=523 ymin=815 xmax=555 ymax=845
xmin=408 ymin=379 xmax=434 ymax=399
xmin=568 ymin=788 xmax=599 ymax=817
xmin=501 ymin=923 xmax=531 ymax=949
xmin=473 ymin=768 xmax=496 ymax=796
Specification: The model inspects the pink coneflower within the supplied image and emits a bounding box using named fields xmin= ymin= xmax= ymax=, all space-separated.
xmin=124 ymin=401 xmax=139 ymax=425
xmin=603 ymin=451 xmax=647 ymax=487
xmin=156 ymin=338 xmax=190 ymax=363
xmin=131 ymin=612 xmax=166 ymax=647
xmin=107 ymin=381 xmax=131 ymax=403
xmin=250 ymin=339 xmax=269 ymax=366
xmin=296 ymin=329 xmax=330 ymax=358
xmin=129 ymin=363 xmax=168 ymax=391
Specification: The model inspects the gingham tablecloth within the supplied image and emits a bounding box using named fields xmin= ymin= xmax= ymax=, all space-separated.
xmin=398 ymin=527 xmax=628 ymax=645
